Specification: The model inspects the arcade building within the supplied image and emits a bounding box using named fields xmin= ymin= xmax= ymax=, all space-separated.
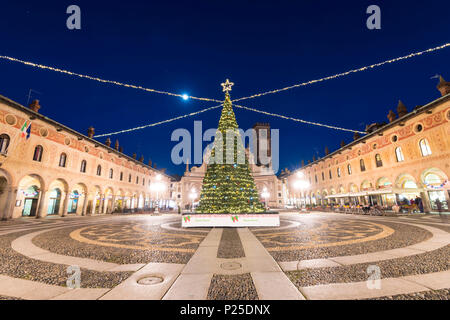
xmin=0 ymin=95 xmax=172 ymax=220
xmin=283 ymin=76 xmax=450 ymax=213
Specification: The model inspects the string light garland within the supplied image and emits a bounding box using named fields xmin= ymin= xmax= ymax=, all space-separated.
xmin=0 ymin=55 xmax=222 ymax=103
xmin=2 ymin=43 xmax=448 ymax=105
xmin=231 ymin=43 xmax=450 ymax=103
xmin=94 ymin=101 xmax=364 ymax=137
xmin=233 ymin=103 xmax=366 ymax=134
xmin=5 ymin=43 xmax=447 ymax=138
xmin=424 ymin=180 xmax=448 ymax=190
xmin=93 ymin=104 xmax=222 ymax=138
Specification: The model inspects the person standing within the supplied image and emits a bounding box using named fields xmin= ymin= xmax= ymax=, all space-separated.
xmin=416 ymin=196 xmax=424 ymax=213
xmin=435 ymin=199 xmax=443 ymax=213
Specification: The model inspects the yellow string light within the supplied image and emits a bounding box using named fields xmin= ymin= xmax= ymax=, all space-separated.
xmin=93 ymin=104 xmax=222 ymax=138
xmin=232 ymin=43 xmax=450 ymax=102
xmin=94 ymin=101 xmax=364 ymax=138
xmin=4 ymin=43 xmax=447 ymax=138
xmin=233 ymin=104 xmax=365 ymax=134
xmin=0 ymin=55 xmax=222 ymax=103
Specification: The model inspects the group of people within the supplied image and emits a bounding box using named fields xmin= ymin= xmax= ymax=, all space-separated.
xmin=392 ymin=196 xmax=424 ymax=214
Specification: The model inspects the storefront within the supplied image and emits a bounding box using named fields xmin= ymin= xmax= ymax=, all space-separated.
xmin=422 ymin=170 xmax=449 ymax=211
xmin=47 ymin=188 xmax=61 ymax=215
xmin=22 ymin=186 xmax=40 ymax=217
xmin=67 ymin=191 xmax=79 ymax=214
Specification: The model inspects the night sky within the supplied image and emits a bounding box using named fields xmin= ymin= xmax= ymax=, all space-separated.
xmin=1 ymin=0 xmax=449 ymax=176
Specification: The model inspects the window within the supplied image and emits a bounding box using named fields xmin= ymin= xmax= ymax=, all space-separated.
xmin=337 ymin=167 xmax=341 ymax=178
xmin=314 ymin=175 xmax=318 ymax=183
xmin=395 ymin=147 xmax=405 ymax=162
xmin=375 ymin=154 xmax=383 ymax=167
xmin=143 ymin=178 xmax=145 ymax=186
xmin=360 ymin=159 xmax=366 ymax=172
xmin=419 ymin=139 xmax=432 ymax=156
xmin=120 ymin=172 xmax=123 ymax=181
xmin=0 ymin=134 xmax=10 ymax=154
xmin=329 ymin=170 xmax=332 ymax=179
xmin=33 ymin=145 xmax=43 ymax=162
xmin=80 ymin=160 xmax=87 ymax=173
xmin=347 ymin=164 xmax=352 ymax=175
xmin=128 ymin=174 xmax=132 ymax=183
xmin=136 ymin=176 xmax=139 ymax=184
xmin=96 ymin=165 xmax=102 ymax=176
xmin=415 ymin=124 xmax=423 ymax=133
xmin=59 ymin=153 xmax=67 ymax=167
xmin=321 ymin=172 xmax=325 ymax=181
xmin=109 ymin=169 xmax=113 ymax=179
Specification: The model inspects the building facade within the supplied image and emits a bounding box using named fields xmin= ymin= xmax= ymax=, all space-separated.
xmin=0 ymin=95 xmax=171 ymax=220
xmin=283 ymin=77 xmax=450 ymax=213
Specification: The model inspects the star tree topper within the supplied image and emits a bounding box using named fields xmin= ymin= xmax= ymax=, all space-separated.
xmin=221 ymin=79 xmax=234 ymax=93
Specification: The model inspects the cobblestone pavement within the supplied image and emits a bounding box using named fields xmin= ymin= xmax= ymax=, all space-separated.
xmin=0 ymin=212 xmax=448 ymax=300
xmin=207 ymin=274 xmax=258 ymax=300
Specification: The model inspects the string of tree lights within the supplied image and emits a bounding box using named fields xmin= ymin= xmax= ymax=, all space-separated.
xmin=1 ymin=42 xmax=448 ymax=104
xmin=197 ymin=80 xmax=265 ymax=214
xmin=2 ymin=43 xmax=448 ymax=138
xmin=231 ymin=43 xmax=450 ymax=103
xmin=0 ymin=55 xmax=222 ymax=103
xmin=232 ymin=104 xmax=366 ymax=134
xmin=93 ymin=104 xmax=223 ymax=138
xmin=94 ymin=101 xmax=365 ymax=138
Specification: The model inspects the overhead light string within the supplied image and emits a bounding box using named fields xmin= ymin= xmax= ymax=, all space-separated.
xmin=93 ymin=104 xmax=222 ymax=138
xmin=231 ymin=43 xmax=450 ymax=102
xmin=233 ymin=104 xmax=365 ymax=134
xmin=1 ymin=43 xmax=448 ymax=104
xmin=0 ymin=55 xmax=222 ymax=103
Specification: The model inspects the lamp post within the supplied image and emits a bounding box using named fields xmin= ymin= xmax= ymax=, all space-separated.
xmin=293 ymin=171 xmax=310 ymax=210
xmin=150 ymin=174 xmax=165 ymax=214
xmin=189 ymin=188 xmax=197 ymax=213
xmin=261 ymin=187 xmax=270 ymax=211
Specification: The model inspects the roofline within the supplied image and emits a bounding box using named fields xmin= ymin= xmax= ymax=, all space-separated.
xmin=287 ymin=93 xmax=450 ymax=177
xmin=0 ymin=93 xmax=172 ymax=179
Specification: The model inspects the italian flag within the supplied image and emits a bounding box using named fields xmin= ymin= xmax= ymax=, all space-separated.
xmin=20 ymin=120 xmax=31 ymax=139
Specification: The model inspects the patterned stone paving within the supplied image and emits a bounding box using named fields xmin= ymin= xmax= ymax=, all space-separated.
xmin=71 ymin=222 xmax=206 ymax=253
xmin=0 ymin=212 xmax=448 ymax=300
xmin=253 ymin=217 xmax=432 ymax=261
xmin=33 ymin=219 xmax=208 ymax=264
xmin=255 ymin=219 xmax=393 ymax=250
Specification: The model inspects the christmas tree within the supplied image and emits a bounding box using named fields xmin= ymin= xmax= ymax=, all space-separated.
xmin=196 ymin=80 xmax=265 ymax=214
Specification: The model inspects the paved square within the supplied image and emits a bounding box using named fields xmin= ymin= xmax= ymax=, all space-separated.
xmin=0 ymin=211 xmax=448 ymax=300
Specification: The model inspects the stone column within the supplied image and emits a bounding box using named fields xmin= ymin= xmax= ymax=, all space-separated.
xmin=100 ymin=195 xmax=105 ymax=214
xmin=61 ymin=192 xmax=70 ymax=217
xmin=81 ymin=194 xmax=88 ymax=216
xmin=444 ymin=189 xmax=450 ymax=211
xmin=111 ymin=195 xmax=116 ymax=214
xmin=36 ymin=189 xmax=48 ymax=219
xmin=2 ymin=186 xmax=18 ymax=220
xmin=420 ymin=191 xmax=431 ymax=213
xmin=90 ymin=196 xmax=96 ymax=215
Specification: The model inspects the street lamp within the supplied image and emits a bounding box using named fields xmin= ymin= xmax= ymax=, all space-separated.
xmin=293 ymin=171 xmax=310 ymax=209
xmin=261 ymin=187 xmax=270 ymax=211
xmin=189 ymin=188 xmax=197 ymax=212
xmin=150 ymin=174 xmax=165 ymax=214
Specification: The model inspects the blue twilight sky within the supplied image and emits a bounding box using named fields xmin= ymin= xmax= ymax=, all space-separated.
xmin=0 ymin=0 xmax=449 ymax=176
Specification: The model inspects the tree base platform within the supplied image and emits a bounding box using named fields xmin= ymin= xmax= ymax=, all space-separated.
xmin=181 ymin=213 xmax=280 ymax=228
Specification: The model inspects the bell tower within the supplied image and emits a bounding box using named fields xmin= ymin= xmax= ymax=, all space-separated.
xmin=252 ymin=122 xmax=271 ymax=167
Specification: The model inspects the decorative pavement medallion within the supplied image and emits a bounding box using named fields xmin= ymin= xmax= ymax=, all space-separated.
xmin=70 ymin=222 xmax=206 ymax=253
xmin=254 ymin=220 xmax=394 ymax=251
